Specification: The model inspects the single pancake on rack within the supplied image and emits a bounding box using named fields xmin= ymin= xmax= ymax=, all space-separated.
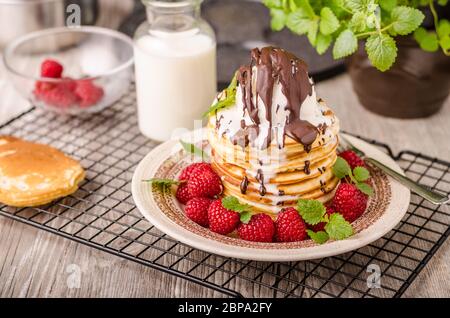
xmin=0 ymin=136 xmax=85 ymax=207
xmin=207 ymin=47 xmax=340 ymax=214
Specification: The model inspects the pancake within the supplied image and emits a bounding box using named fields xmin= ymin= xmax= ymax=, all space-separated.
xmin=0 ymin=136 xmax=85 ymax=207
xmin=206 ymin=47 xmax=341 ymax=214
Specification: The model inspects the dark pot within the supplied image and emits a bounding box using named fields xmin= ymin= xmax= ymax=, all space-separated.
xmin=347 ymin=37 xmax=450 ymax=118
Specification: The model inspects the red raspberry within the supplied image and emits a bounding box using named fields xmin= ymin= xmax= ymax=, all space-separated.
xmin=74 ymin=80 xmax=104 ymax=108
xmin=332 ymin=183 xmax=368 ymax=223
xmin=207 ymin=199 xmax=240 ymax=235
xmin=338 ymin=150 xmax=365 ymax=170
xmin=41 ymin=59 xmax=63 ymax=78
xmin=274 ymin=207 xmax=307 ymax=242
xmin=187 ymin=164 xmax=223 ymax=198
xmin=184 ymin=197 xmax=211 ymax=227
xmin=35 ymin=84 xmax=78 ymax=108
xmin=175 ymin=183 xmax=191 ymax=205
xmin=35 ymin=81 xmax=56 ymax=93
xmin=179 ymin=163 xmax=210 ymax=181
xmin=237 ymin=213 xmax=275 ymax=242
xmin=308 ymin=204 xmax=335 ymax=232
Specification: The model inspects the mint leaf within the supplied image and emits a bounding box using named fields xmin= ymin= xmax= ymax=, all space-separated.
xmin=307 ymin=230 xmax=330 ymax=244
xmin=316 ymin=32 xmax=332 ymax=54
xmin=332 ymin=157 xmax=352 ymax=179
xmin=222 ymin=196 xmax=252 ymax=213
xmin=356 ymin=182 xmax=374 ymax=196
xmin=391 ymin=6 xmax=424 ymax=36
xmin=350 ymin=11 xmax=367 ymax=32
xmin=307 ymin=20 xmax=319 ymax=45
xmin=365 ymin=33 xmax=397 ymax=71
xmin=437 ymin=19 xmax=450 ymax=38
xmin=297 ymin=199 xmax=326 ymax=225
xmin=320 ymin=7 xmax=340 ymax=35
xmin=438 ymin=0 xmax=448 ymax=5
xmin=414 ymin=28 xmax=439 ymax=52
xmin=143 ymin=178 xmax=181 ymax=191
xmin=440 ymin=35 xmax=450 ymax=52
xmin=379 ymin=0 xmax=397 ymax=12
xmin=333 ymin=29 xmax=358 ymax=59
xmin=325 ymin=213 xmax=353 ymax=240
xmin=263 ymin=0 xmax=283 ymax=8
xmin=180 ymin=140 xmax=210 ymax=161
xmin=270 ymin=9 xmax=287 ymax=31
xmin=345 ymin=0 xmax=376 ymax=13
xmin=287 ymin=8 xmax=316 ymax=35
xmin=203 ymin=73 xmax=237 ymax=118
xmin=240 ymin=211 xmax=252 ymax=224
xmin=353 ymin=166 xmax=370 ymax=182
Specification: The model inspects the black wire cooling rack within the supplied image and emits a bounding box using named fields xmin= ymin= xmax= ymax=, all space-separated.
xmin=0 ymin=86 xmax=449 ymax=298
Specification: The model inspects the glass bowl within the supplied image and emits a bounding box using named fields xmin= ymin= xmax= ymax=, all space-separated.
xmin=3 ymin=26 xmax=134 ymax=115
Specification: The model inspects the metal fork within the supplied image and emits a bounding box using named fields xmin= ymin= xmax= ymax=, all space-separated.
xmin=338 ymin=134 xmax=450 ymax=205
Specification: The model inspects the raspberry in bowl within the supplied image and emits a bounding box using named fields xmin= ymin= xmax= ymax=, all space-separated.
xmin=3 ymin=26 xmax=133 ymax=115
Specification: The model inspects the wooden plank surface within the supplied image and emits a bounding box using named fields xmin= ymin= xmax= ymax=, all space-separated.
xmin=0 ymin=0 xmax=449 ymax=298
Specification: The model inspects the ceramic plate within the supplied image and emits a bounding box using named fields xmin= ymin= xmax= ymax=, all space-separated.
xmin=132 ymin=130 xmax=410 ymax=261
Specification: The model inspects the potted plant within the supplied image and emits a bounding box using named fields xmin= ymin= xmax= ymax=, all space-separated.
xmin=262 ymin=0 xmax=450 ymax=118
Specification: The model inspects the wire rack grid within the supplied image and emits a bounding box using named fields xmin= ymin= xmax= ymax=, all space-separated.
xmin=0 ymin=86 xmax=449 ymax=298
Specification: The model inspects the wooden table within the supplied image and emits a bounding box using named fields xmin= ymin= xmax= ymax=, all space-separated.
xmin=0 ymin=0 xmax=449 ymax=299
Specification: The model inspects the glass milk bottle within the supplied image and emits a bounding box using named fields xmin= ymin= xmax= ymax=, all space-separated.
xmin=134 ymin=0 xmax=217 ymax=141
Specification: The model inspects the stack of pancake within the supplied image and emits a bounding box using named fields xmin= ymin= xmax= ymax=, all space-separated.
xmin=207 ymin=47 xmax=340 ymax=214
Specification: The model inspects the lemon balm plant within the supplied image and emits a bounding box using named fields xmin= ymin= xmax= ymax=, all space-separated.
xmin=263 ymin=0 xmax=449 ymax=71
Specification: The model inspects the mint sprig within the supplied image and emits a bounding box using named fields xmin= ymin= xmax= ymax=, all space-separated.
xmin=203 ymin=72 xmax=238 ymax=118
xmin=222 ymin=196 xmax=253 ymax=223
xmin=332 ymin=157 xmax=374 ymax=196
xmin=180 ymin=140 xmax=210 ymax=161
xmin=298 ymin=199 xmax=354 ymax=244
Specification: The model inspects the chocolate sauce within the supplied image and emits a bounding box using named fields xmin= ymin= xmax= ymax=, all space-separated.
xmin=234 ymin=47 xmax=318 ymax=150
xmin=255 ymin=169 xmax=266 ymax=196
xmin=304 ymin=160 xmax=311 ymax=175
xmin=240 ymin=176 xmax=249 ymax=194
xmin=278 ymin=190 xmax=285 ymax=196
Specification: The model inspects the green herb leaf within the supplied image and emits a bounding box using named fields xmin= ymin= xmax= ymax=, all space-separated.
xmin=270 ymin=8 xmax=287 ymax=31
xmin=320 ymin=7 xmax=340 ymax=35
xmin=239 ymin=211 xmax=252 ymax=224
xmin=414 ymin=27 xmax=439 ymax=52
xmin=307 ymin=230 xmax=330 ymax=244
xmin=307 ymin=20 xmax=319 ymax=45
xmin=353 ymin=166 xmax=370 ymax=182
xmin=345 ymin=0 xmax=376 ymax=13
xmin=263 ymin=0 xmax=283 ymax=8
xmin=437 ymin=19 xmax=450 ymax=39
xmin=333 ymin=29 xmax=358 ymax=59
xmin=356 ymin=182 xmax=374 ymax=196
xmin=350 ymin=11 xmax=367 ymax=32
xmin=287 ymin=8 xmax=316 ymax=35
xmin=203 ymin=73 xmax=238 ymax=118
xmin=365 ymin=33 xmax=397 ymax=71
xmin=440 ymin=35 xmax=450 ymax=52
xmin=437 ymin=0 xmax=448 ymax=6
xmin=143 ymin=178 xmax=181 ymax=190
xmin=391 ymin=6 xmax=424 ymax=36
xmin=332 ymin=157 xmax=352 ymax=179
xmin=297 ymin=199 xmax=326 ymax=225
xmin=222 ymin=196 xmax=252 ymax=213
xmin=316 ymin=32 xmax=333 ymax=54
xmin=379 ymin=0 xmax=397 ymax=12
xmin=324 ymin=213 xmax=353 ymax=240
xmin=179 ymin=140 xmax=210 ymax=160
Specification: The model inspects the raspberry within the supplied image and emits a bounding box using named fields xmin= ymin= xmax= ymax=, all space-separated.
xmin=332 ymin=183 xmax=368 ymax=223
xmin=187 ymin=164 xmax=223 ymax=198
xmin=179 ymin=163 xmax=210 ymax=181
xmin=338 ymin=150 xmax=365 ymax=170
xmin=308 ymin=204 xmax=335 ymax=232
xmin=41 ymin=59 xmax=63 ymax=78
xmin=74 ymin=80 xmax=104 ymax=108
xmin=175 ymin=183 xmax=191 ymax=205
xmin=35 ymin=84 xmax=78 ymax=108
xmin=184 ymin=197 xmax=211 ymax=227
xmin=237 ymin=213 xmax=275 ymax=242
xmin=207 ymin=199 xmax=240 ymax=235
xmin=274 ymin=207 xmax=307 ymax=242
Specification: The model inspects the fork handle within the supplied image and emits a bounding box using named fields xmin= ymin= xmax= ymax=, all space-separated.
xmin=365 ymin=158 xmax=450 ymax=205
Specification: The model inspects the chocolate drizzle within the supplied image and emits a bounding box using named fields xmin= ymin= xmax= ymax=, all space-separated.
xmin=233 ymin=47 xmax=318 ymax=150
xmin=304 ymin=160 xmax=311 ymax=175
xmin=240 ymin=176 xmax=249 ymax=194
xmin=255 ymin=169 xmax=266 ymax=196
